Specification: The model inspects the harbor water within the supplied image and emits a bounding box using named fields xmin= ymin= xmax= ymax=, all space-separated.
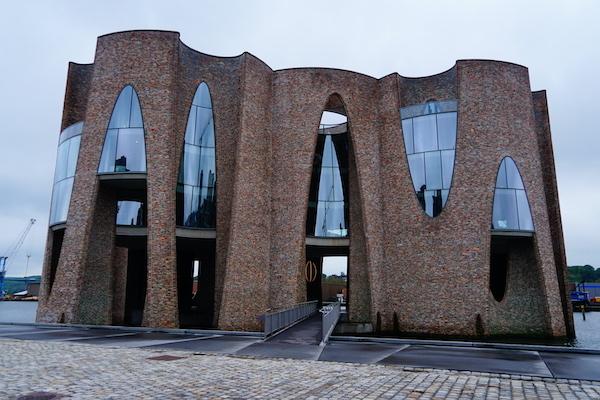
xmin=0 ymin=301 xmax=599 ymax=349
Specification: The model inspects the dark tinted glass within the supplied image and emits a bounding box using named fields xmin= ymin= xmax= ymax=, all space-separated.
xmin=116 ymin=201 xmax=145 ymax=226
xmin=177 ymin=82 xmax=217 ymax=228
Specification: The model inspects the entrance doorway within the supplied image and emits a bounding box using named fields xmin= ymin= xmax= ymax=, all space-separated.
xmin=305 ymin=245 xmax=348 ymax=307
xmin=177 ymin=238 xmax=216 ymax=328
xmin=118 ymin=238 xmax=147 ymax=327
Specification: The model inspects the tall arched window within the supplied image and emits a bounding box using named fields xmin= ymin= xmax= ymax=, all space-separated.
xmin=98 ymin=85 xmax=146 ymax=173
xmin=176 ymin=82 xmax=216 ymax=228
xmin=492 ymin=157 xmax=534 ymax=231
xmin=49 ymin=122 xmax=83 ymax=225
xmin=306 ymin=111 xmax=349 ymax=238
xmin=400 ymin=100 xmax=457 ymax=217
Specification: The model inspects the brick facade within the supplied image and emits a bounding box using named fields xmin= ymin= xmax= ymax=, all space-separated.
xmin=37 ymin=30 xmax=573 ymax=338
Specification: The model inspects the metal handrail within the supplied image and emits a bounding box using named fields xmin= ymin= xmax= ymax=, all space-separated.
xmin=320 ymin=301 xmax=341 ymax=345
xmin=262 ymin=300 xmax=318 ymax=338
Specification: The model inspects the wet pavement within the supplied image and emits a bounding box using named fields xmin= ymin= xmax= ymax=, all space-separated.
xmin=2 ymin=322 xmax=600 ymax=381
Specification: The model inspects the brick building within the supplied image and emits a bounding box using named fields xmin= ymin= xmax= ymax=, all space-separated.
xmin=37 ymin=30 xmax=574 ymax=338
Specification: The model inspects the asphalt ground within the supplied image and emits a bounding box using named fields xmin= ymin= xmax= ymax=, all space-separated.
xmin=2 ymin=322 xmax=600 ymax=381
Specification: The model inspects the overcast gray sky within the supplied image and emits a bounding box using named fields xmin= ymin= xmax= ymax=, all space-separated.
xmin=1 ymin=0 xmax=598 ymax=277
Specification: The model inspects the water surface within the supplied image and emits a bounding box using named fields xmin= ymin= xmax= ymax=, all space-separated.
xmin=0 ymin=301 xmax=38 ymax=324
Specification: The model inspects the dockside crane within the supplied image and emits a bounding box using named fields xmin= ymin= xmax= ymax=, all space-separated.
xmin=0 ymin=218 xmax=36 ymax=297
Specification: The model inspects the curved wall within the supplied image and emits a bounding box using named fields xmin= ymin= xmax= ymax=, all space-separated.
xmin=38 ymin=30 xmax=572 ymax=337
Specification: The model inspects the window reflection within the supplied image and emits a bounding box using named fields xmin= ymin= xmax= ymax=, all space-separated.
xmin=306 ymin=120 xmax=349 ymax=238
xmin=98 ymin=85 xmax=146 ymax=173
xmin=400 ymin=100 xmax=457 ymax=217
xmin=176 ymin=83 xmax=217 ymax=228
xmin=49 ymin=122 xmax=83 ymax=225
xmin=492 ymin=157 xmax=533 ymax=231
xmin=116 ymin=201 xmax=145 ymax=226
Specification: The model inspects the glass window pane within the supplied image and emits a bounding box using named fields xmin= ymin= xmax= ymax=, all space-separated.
xmin=408 ymin=153 xmax=425 ymax=192
xmin=424 ymin=151 xmax=442 ymax=190
xmin=424 ymin=189 xmax=444 ymax=217
xmin=318 ymin=167 xmax=333 ymax=201
xmin=437 ymin=112 xmax=457 ymax=150
xmin=441 ymin=150 xmax=455 ymax=189
xmin=516 ymin=190 xmax=534 ymax=230
xmin=115 ymin=128 xmax=146 ymax=172
xmin=185 ymin=106 xmax=197 ymax=143
xmin=315 ymin=201 xmax=346 ymax=237
xmin=198 ymin=149 xmax=216 ymax=188
xmin=129 ymin=90 xmax=143 ymax=128
xmin=496 ymin=160 xmax=508 ymax=188
xmin=116 ymin=201 xmax=144 ymax=226
xmin=321 ymin=135 xmax=337 ymax=167
xmin=492 ymin=188 xmax=519 ymax=230
xmin=54 ymin=141 xmax=69 ymax=182
xmin=98 ymin=129 xmax=118 ymax=173
xmin=413 ymin=115 xmax=437 ymax=153
xmin=194 ymin=83 xmax=212 ymax=108
xmin=50 ymin=177 xmax=74 ymax=225
xmin=66 ymin=136 xmax=81 ymax=177
xmin=182 ymin=144 xmax=201 ymax=186
xmin=317 ymin=166 xmax=344 ymax=202
xmin=195 ymin=108 xmax=215 ymax=147
xmin=505 ymin=158 xmax=524 ymax=189
xmin=197 ymin=186 xmax=217 ymax=227
xmin=108 ymin=86 xmax=132 ymax=129
xmin=441 ymin=189 xmax=449 ymax=208
xmin=181 ymin=184 xmax=195 ymax=227
xmin=402 ymin=119 xmax=414 ymax=154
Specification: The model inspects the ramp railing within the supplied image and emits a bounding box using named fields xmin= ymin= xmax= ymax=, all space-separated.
xmin=262 ymin=300 xmax=318 ymax=338
xmin=320 ymin=301 xmax=341 ymax=345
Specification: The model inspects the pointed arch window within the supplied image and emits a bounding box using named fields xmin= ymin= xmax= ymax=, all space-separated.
xmin=307 ymin=110 xmax=349 ymax=238
xmin=400 ymin=100 xmax=457 ymax=217
xmin=176 ymin=82 xmax=216 ymax=228
xmin=98 ymin=85 xmax=146 ymax=173
xmin=49 ymin=122 xmax=83 ymax=225
xmin=492 ymin=157 xmax=534 ymax=231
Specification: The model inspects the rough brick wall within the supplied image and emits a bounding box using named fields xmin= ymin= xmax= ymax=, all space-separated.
xmin=532 ymin=90 xmax=575 ymax=337
xmin=486 ymin=238 xmax=550 ymax=336
xmin=61 ymin=63 xmax=94 ymax=130
xmin=176 ymin=44 xmax=244 ymax=326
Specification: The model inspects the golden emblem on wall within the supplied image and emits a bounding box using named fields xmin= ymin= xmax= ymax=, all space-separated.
xmin=305 ymin=260 xmax=318 ymax=283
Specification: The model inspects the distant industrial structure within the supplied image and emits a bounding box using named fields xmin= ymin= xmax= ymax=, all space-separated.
xmin=38 ymin=30 xmax=573 ymax=339
xmin=0 ymin=219 xmax=35 ymax=297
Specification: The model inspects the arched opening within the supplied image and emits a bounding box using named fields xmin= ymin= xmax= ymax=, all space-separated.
xmin=96 ymin=85 xmax=148 ymax=326
xmin=175 ymin=82 xmax=217 ymax=328
xmin=487 ymin=157 xmax=547 ymax=335
xmin=305 ymin=95 xmax=350 ymax=317
xmin=490 ymin=156 xmax=535 ymax=303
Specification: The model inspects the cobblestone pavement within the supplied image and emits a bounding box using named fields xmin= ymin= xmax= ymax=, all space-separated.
xmin=1 ymin=340 xmax=600 ymax=399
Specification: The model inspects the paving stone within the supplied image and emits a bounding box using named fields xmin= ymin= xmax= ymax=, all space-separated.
xmin=1 ymin=340 xmax=599 ymax=399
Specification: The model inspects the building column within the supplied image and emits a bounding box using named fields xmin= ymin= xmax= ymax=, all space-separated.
xmin=111 ymin=247 xmax=128 ymax=325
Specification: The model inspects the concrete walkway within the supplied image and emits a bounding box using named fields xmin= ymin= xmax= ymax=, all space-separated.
xmin=2 ymin=323 xmax=600 ymax=381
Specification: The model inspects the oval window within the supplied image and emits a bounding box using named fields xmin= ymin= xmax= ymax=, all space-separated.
xmin=400 ymin=100 xmax=457 ymax=217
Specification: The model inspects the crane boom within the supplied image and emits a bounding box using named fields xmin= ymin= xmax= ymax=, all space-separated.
xmin=0 ymin=218 xmax=36 ymax=296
